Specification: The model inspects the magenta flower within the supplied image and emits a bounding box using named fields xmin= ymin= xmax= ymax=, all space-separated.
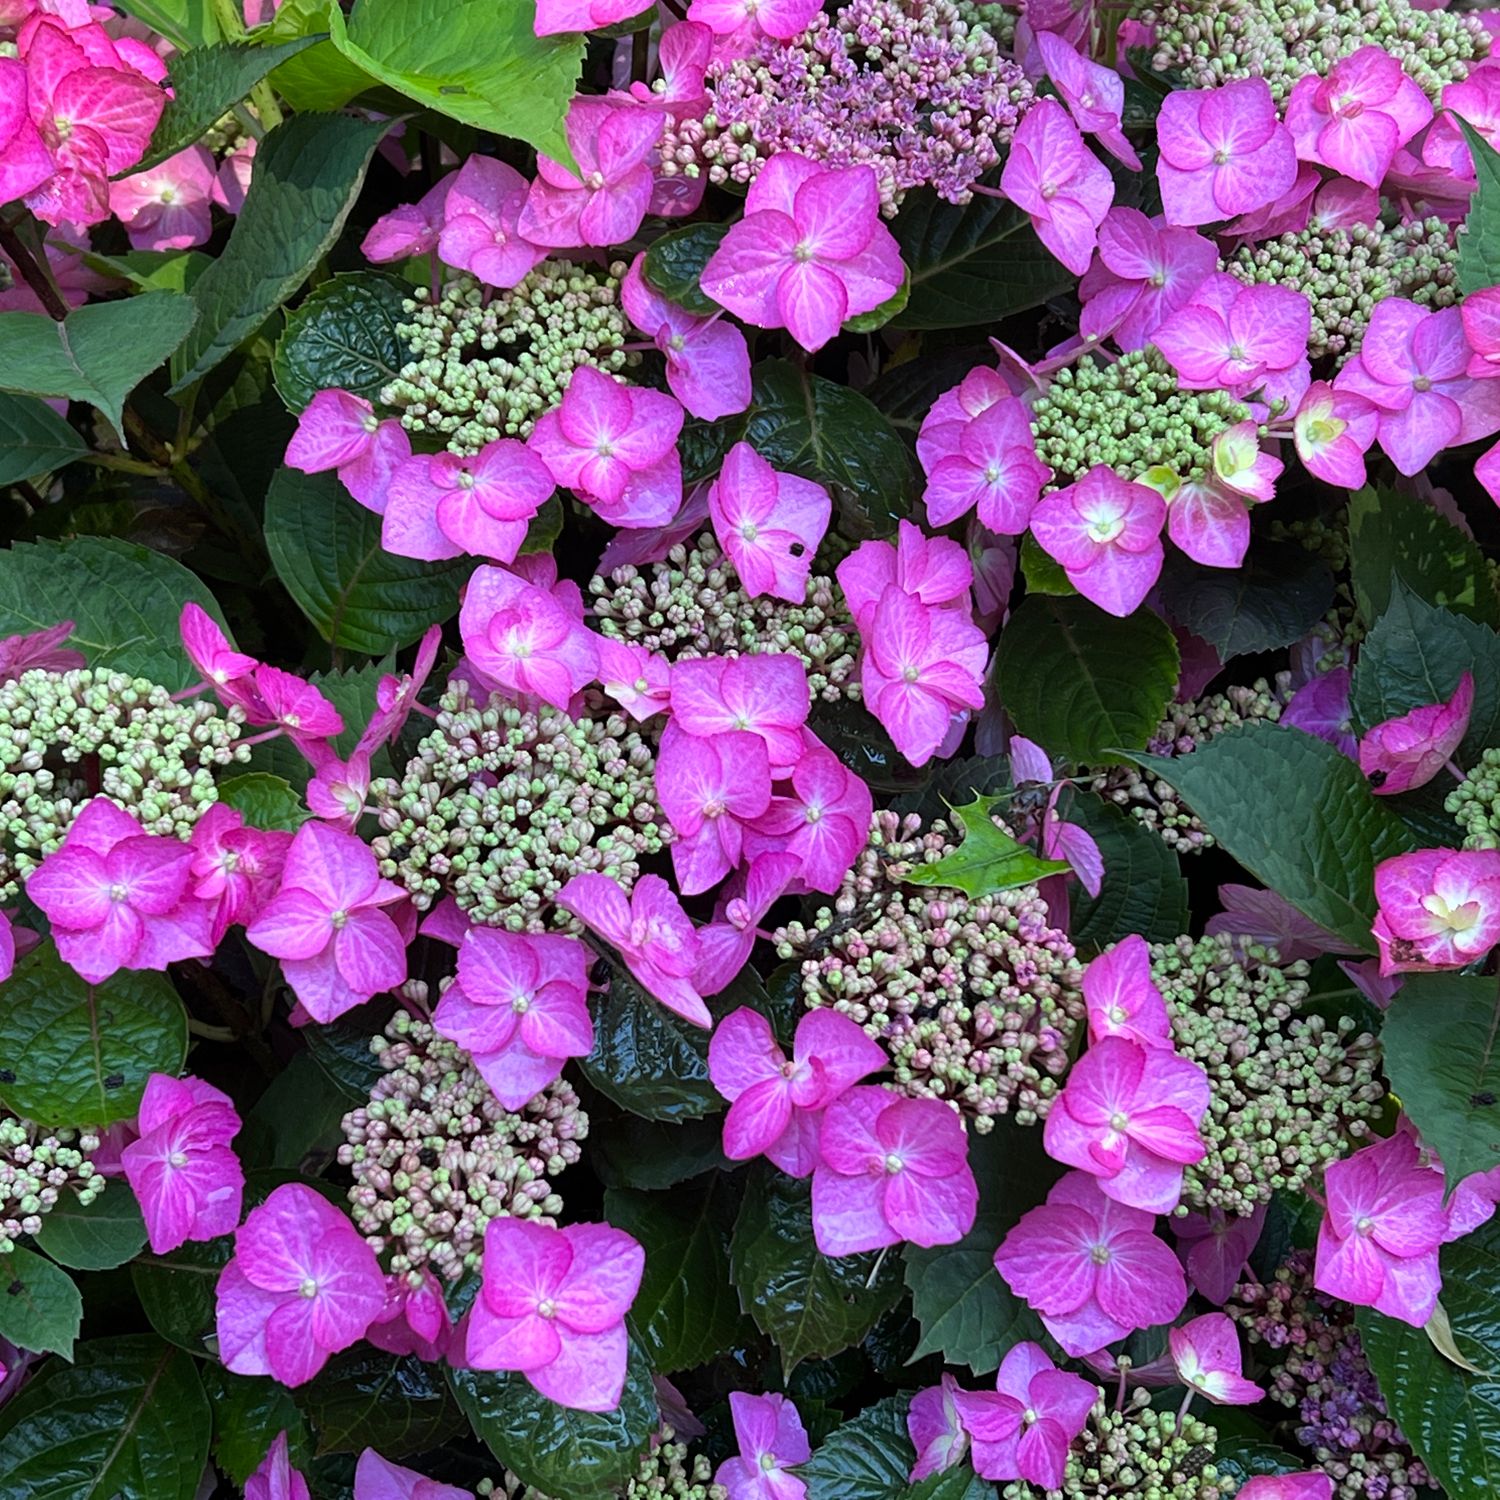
xmin=811 ymin=1087 xmax=978 ymax=1256
xmin=1155 ymin=78 xmax=1297 ymax=227
xmin=354 ymin=1449 xmax=472 ymax=1500
xmin=433 ymin=928 xmax=593 ymax=1110
xmin=306 ymin=752 xmax=372 ymax=832
xmin=1169 ymin=1312 xmax=1264 ymax=1405
xmin=1078 ymin=208 xmax=1216 ymax=352
xmin=668 ymin=653 xmax=810 ymax=776
xmin=535 ymin=0 xmax=654 ymax=37
xmin=708 ymin=1005 xmax=885 ymax=1175
xmin=253 ymin=665 xmax=346 ymax=760
xmin=366 ymin=1271 xmax=454 ymax=1364
xmin=1000 ymin=98 xmax=1114 ymax=276
xmin=917 ymin=367 xmax=1016 ymax=473
xmin=436 ymin=155 xmax=546 ymax=289
xmin=836 ymin=521 xmax=974 ymax=631
xmin=629 ymin=21 xmax=713 ymax=114
xmin=1238 ymin=1479 xmax=1334 ymax=1500
xmin=951 ymin=1341 xmax=1096 ymax=1489
xmin=700 ymin=154 xmax=904 ymax=353
xmin=695 ymin=853 xmax=801 ymax=995
xmin=216 ymin=1183 xmax=385 ymax=1387
xmin=906 ymin=1375 xmax=970 ymax=1483
xmin=0 ymin=619 xmax=84 ymax=681
xmin=621 ymin=254 xmax=752 ymax=422
xmin=246 ymin=1433 xmax=310 ymax=1500
xmin=28 ymin=797 xmax=214 ymax=984
xmin=1280 ymin=670 xmax=1358 ymax=761
xmin=0 ymin=57 xmax=56 ymax=210
xmin=285 ymin=388 xmax=413 ymax=514
xmin=1161 ymin=476 xmax=1254 ymax=573
xmin=1171 ymin=1204 xmax=1268 ymax=1305
xmin=715 ymin=1391 xmax=811 ymax=1500
xmin=656 ymin=721 xmax=772 ymax=894
xmin=362 ymin=174 xmax=454 ymax=263
xmin=598 ymin=638 xmax=672 ymax=723
xmin=358 ymin=625 xmax=443 ymax=752
xmin=1206 ymin=884 xmax=1360 ymax=962
xmin=1359 ymin=672 xmax=1473 ymax=795
xmin=1293 ymin=381 xmax=1380 ymax=490
xmin=993 ymin=1170 xmax=1188 ymax=1357
xmin=108 ymin=145 xmax=216 ymax=251
xmin=180 ymin=602 xmax=257 ymax=704
xmin=1029 ymin=466 xmax=1165 ymax=618
xmin=1037 ymin=30 xmax=1139 ymax=170
xmin=688 ymin=0 xmax=822 ymax=46
xmin=922 ymin=399 xmax=1050 ymax=535
xmin=465 ymin=1217 xmax=644 ymax=1412
xmin=1462 ymin=284 xmax=1500 ymax=377
xmin=245 ymin=821 xmax=408 ymax=1024
xmin=519 ymin=97 xmax=662 ymax=249
xmin=1083 ymin=935 xmax=1172 ymax=1049
xmin=1153 ymin=274 xmax=1310 ymax=395
xmin=708 ymin=442 xmax=831 ymax=603
xmin=1315 ymin=1128 xmax=1448 ymax=1326
xmin=120 ymin=1073 xmax=244 ymax=1255
xmin=557 ymin=871 xmax=709 ymax=1027
xmin=1373 ymin=847 xmax=1500 ymax=974
xmin=1008 ymin=736 xmax=1104 ymax=898
xmin=458 ymin=564 xmax=600 ymax=711
xmin=1285 ymin=46 xmax=1432 ymax=189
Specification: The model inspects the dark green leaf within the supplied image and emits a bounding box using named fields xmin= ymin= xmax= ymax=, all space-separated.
xmin=131 ymin=1236 xmax=232 ymax=1353
xmin=302 ymin=998 xmax=394 ymax=1101
xmin=217 ymin=772 xmax=312 ymax=832
xmin=242 ymin=1051 xmax=349 ymax=1171
xmin=641 ymin=223 xmax=730 ymax=316
xmin=802 ymin=1395 xmax=995 ymax=1500
xmin=588 ymin=1111 xmax=730 ymax=1191
xmin=33 ymin=1187 xmax=148 ymax=1271
xmin=1211 ymin=1434 xmax=1311 ymax=1482
xmin=297 ymin=1348 xmax=464 ymax=1457
xmin=0 ymin=392 xmax=87 ymax=484
xmin=0 ymin=1246 xmax=82 ymax=1359
xmin=1019 ymin=532 xmax=1076 ymax=596
xmin=904 ymin=792 xmax=1068 ymax=895
xmin=272 ymin=271 xmax=413 ymax=414
xmin=1067 ymin=791 xmax=1191 ymax=949
xmin=1459 ymin=117 xmax=1500 ymax=295
xmin=202 ymin=1367 xmax=312 ymax=1485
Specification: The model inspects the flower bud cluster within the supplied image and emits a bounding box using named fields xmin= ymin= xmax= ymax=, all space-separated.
xmin=1444 ymin=748 xmax=1500 ymax=849
xmin=381 ymin=264 xmax=634 ymax=455
xmin=479 ymin=1429 xmax=726 ymax=1500
xmin=369 ymin=683 xmax=668 ymax=932
xmin=775 ymin=809 xmax=1085 ymax=1129
xmin=338 ymin=1010 xmax=588 ymax=1281
xmin=0 ymin=1115 xmax=104 ymax=1250
xmin=589 ymin=531 xmax=861 ymax=702
xmin=1151 ymin=934 xmax=1384 ymax=1216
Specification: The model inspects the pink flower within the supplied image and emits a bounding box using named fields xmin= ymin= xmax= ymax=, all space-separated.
xmin=534 ymin=0 xmax=654 ymax=36
xmin=700 ymin=153 xmax=904 ymax=352
xmin=1171 ymin=1205 xmax=1267 ymax=1305
xmin=306 ymin=752 xmax=372 ymax=832
xmin=1008 ymin=736 xmax=1104 ymax=898
xmin=1462 ymin=283 xmax=1500 ymax=377
xmin=1238 ymin=1480 xmax=1334 ymax=1500
xmin=1280 ymin=670 xmax=1358 ymax=761
xmin=252 ymin=665 xmax=346 ymax=758
xmin=1373 ymin=848 xmax=1500 ymax=974
xmin=1153 ymin=274 xmax=1310 ymax=395
xmin=1155 ymin=77 xmax=1297 ymax=226
xmin=811 ymin=1087 xmax=978 ymax=1255
xmin=0 ymin=618 xmax=85 ymax=681
xmin=708 ymin=441 xmax=831 ymax=603
xmin=668 ymin=653 xmax=810 ymax=776
xmin=951 ymin=1342 xmax=1096 ymax=1489
xmin=436 ymin=155 xmax=546 ymax=289
xmin=557 ymin=871 xmax=709 ymax=1027
xmin=688 ymin=0 xmax=822 ymax=49
xmin=434 ymin=928 xmax=593 ymax=1109
xmin=597 ymin=638 xmax=672 ymax=722
xmin=216 ymin=1183 xmax=385 ymax=1387
xmin=1359 ymin=672 xmax=1473 ymax=795
xmin=1211 ymin=421 xmax=1282 ymax=505
xmin=1286 ymin=46 xmax=1432 ymax=188
xmin=365 ymin=1271 xmax=454 ymax=1364
xmin=715 ymin=1391 xmax=810 ymax=1500
xmin=120 ymin=1072 xmax=244 ymax=1254
xmin=1293 ymin=382 xmax=1380 ymax=490
xmin=465 ymin=1217 xmax=644 ymax=1412
xmin=179 ymin=602 xmax=257 ymax=700
xmin=629 ymin=21 xmax=713 ymax=114
xmin=108 ymin=145 xmax=216 ymax=250
xmin=656 ymin=721 xmax=772 ymax=894
xmin=245 ymin=821 xmax=408 ymax=1024
xmin=354 ymin=1449 xmax=471 ymax=1500
xmin=917 ymin=367 xmax=1016 ymax=473
xmin=246 ymin=1433 xmax=310 ymax=1500
xmin=993 ymin=1170 xmax=1188 ymax=1357
xmin=28 ymin=798 xmax=214 ymax=984
xmin=1029 ymin=466 xmax=1165 ymax=617
xmin=922 ymin=399 xmax=1050 ymax=535
xmin=1315 ymin=1128 xmax=1448 ymax=1326
xmin=1037 ymin=31 xmax=1140 ymax=169
xmin=1083 ymin=935 xmax=1172 ymax=1049
xmin=358 ymin=626 xmax=443 ymax=752
xmin=212 ymin=137 xmax=256 ymax=215
xmin=1169 ymin=1312 xmax=1264 ymax=1405
xmin=0 ymin=57 xmax=56 ymax=209
xmin=458 ymin=564 xmax=600 ymax=710
xmin=285 ymin=389 xmax=412 ymax=514
xmin=694 ymin=852 xmax=800 ymax=995
xmin=709 ymin=1005 xmax=885 ymax=1175
xmin=906 ymin=1375 xmax=970 ymax=1483
xmin=362 ymin=173 xmax=454 ymax=262
xmin=1078 ymin=208 xmax=1216 ymax=352
xmin=621 ymin=253 xmax=752 ymax=421
xmin=1000 ymin=98 xmax=1114 ymax=276
xmin=519 ymin=96 xmax=661 ymax=249
xmin=1205 ymin=884 xmax=1359 ymax=962
xmin=836 ymin=520 xmax=974 ymax=630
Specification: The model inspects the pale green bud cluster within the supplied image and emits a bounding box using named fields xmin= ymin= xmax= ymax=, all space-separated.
xmin=369 ymin=683 xmax=668 ymax=933
xmin=381 ymin=263 xmax=636 ymax=455
xmin=953 ymin=1 xmax=1017 ymax=47
xmin=0 ymin=1115 xmax=104 ymax=1251
xmin=479 ymin=1429 xmax=727 ymax=1500
xmin=1444 ymin=747 xmax=1500 ymax=849
xmin=0 ymin=666 xmax=248 ymax=899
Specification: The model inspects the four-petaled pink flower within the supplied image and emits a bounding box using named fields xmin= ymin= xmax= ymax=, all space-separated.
xmin=1238 ymin=1479 xmax=1334 ymax=1500
xmin=1360 ymin=672 xmax=1473 ymax=796
xmin=656 ymin=721 xmax=772 ymax=894
xmin=708 ymin=1005 xmax=885 ymax=1176
xmin=180 ymin=601 xmax=258 ymax=705
xmin=120 ymin=1072 xmax=244 ymax=1255
xmin=1078 ymin=208 xmax=1216 ymax=352
xmin=358 ymin=624 xmax=442 ymax=751
xmin=951 ymin=1341 xmax=1096 ymax=1489
xmin=353 ymin=1448 xmax=472 ymax=1500
xmin=1372 ymin=847 xmax=1500 ymax=974
xmin=1029 ymin=466 xmax=1165 ymax=617
xmin=245 ymin=821 xmax=408 ymax=1023
xmin=108 ymin=145 xmax=217 ymax=251
xmin=362 ymin=174 xmax=454 ymax=263
xmin=1001 ymin=98 xmax=1114 ymax=276
xmin=700 ymin=154 xmax=904 ymax=353
xmin=906 ymin=1374 xmax=970 ymax=1483
xmin=1038 ymin=30 xmax=1140 ymax=169
xmin=696 ymin=852 xmax=801 ymax=994
xmin=1171 ymin=1204 xmax=1268 ymax=1305
xmin=1462 ymin=284 xmax=1500 ymax=378
xmin=216 ymin=1183 xmax=385 ymax=1387
xmin=993 ymin=1169 xmax=1188 ymax=1357
xmin=252 ymin=665 xmax=347 ymax=758
xmin=1155 ymin=78 xmax=1298 ymax=227
xmin=811 ymin=1086 xmax=978 ymax=1255
xmin=0 ymin=56 xmax=56 ymax=210
xmin=366 ymin=1271 xmax=454 ymax=1364
xmin=1293 ymin=382 xmax=1380 ymax=491
xmin=716 ymin=1391 xmax=810 ymax=1500
xmin=1169 ymin=1312 xmax=1265 ymax=1405
xmin=1154 ymin=274 xmax=1310 ymax=397
xmin=708 ymin=441 xmax=831 ymax=603
xmin=917 ymin=367 xmax=1015 ymax=474
xmin=245 ymin=1432 xmax=310 ymax=1500
xmin=1083 ymin=934 xmax=1172 ymax=1049
xmin=836 ymin=521 xmax=974 ymax=631
xmin=465 ymin=1217 xmax=644 ymax=1412
xmin=922 ymin=399 xmax=1049 ymax=536
xmin=437 ymin=155 xmax=546 ymax=289
xmin=285 ymin=389 xmax=412 ymax=515
xmin=688 ymin=0 xmax=822 ymax=48
xmin=668 ymin=653 xmax=810 ymax=776
xmin=598 ymin=638 xmax=672 ymax=723
xmin=534 ymin=0 xmax=655 ymax=38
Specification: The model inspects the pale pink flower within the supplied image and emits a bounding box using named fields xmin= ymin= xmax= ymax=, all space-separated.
xmin=1211 ymin=421 xmax=1282 ymax=504
xmin=1169 ymin=1313 xmax=1265 ymax=1404
xmin=628 ymin=22 xmax=713 ymax=114
xmin=811 ymin=1087 xmax=977 ymax=1255
xmin=708 ymin=441 xmax=831 ymax=603
xmin=246 ymin=1433 xmax=310 ymax=1500
xmin=1155 ymin=77 xmax=1297 ymax=226
xmin=916 ymin=367 xmax=1016 ymax=473
xmin=1238 ymin=1479 xmax=1333 ymax=1500
xmin=466 ymin=1217 xmax=644 ymax=1411
xmin=362 ymin=173 xmax=454 ymax=262
xmin=1462 ymin=284 xmax=1500 ymax=377
xmin=993 ymin=1170 xmax=1188 ymax=1357
xmin=285 ymin=388 xmax=412 ymax=514
xmin=709 ymin=1005 xmax=884 ymax=1175
xmin=365 ymin=1271 xmax=454 ymax=1364
xmin=0 ymin=57 xmax=56 ymax=209
xmin=436 ymin=155 xmax=546 ymax=289
xmin=1359 ymin=671 xmax=1473 ymax=795
xmin=120 ymin=1073 xmax=243 ymax=1255
xmin=715 ymin=1391 xmax=810 ymax=1500
xmin=1029 ymin=466 xmax=1165 ymax=617
xmin=1373 ymin=847 xmax=1500 ymax=974
xmin=1037 ymin=30 xmax=1139 ymax=169
xmin=835 ymin=520 xmax=974 ymax=631
xmin=1171 ymin=1204 xmax=1268 ymax=1305
xmin=557 ymin=871 xmax=709 ymax=1026
xmin=458 ymin=564 xmax=600 ymax=710
xmin=695 ymin=853 xmax=800 ymax=995
xmin=1286 ymin=46 xmax=1432 ymax=188
xmin=668 ymin=653 xmax=810 ymax=776
xmin=1078 ymin=208 xmax=1217 ymax=351
xmin=597 ymin=638 xmax=672 ymax=722
xmin=1001 ymin=97 xmax=1114 ymax=275
xmin=1293 ymin=381 xmax=1380 ymax=490
xmin=688 ymin=0 xmax=822 ymax=50
xmin=108 ymin=144 xmax=216 ymax=250
xmin=354 ymin=1449 xmax=471 ymax=1500
xmin=656 ymin=721 xmax=772 ymax=894
xmin=212 ymin=136 xmax=256 ymax=215
xmin=1083 ymin=935 xmax=1171 ymax=1049
xmin=906 ymin=1375 xmax=969 ymax=1484
xmin=217 ymin=1184 xmax=384 ymax=1387
xmin=245 ymin=821 xmax=408 ymax=1024
xmin=700 ymin=153 xmax=904 ymax=352
xmin=0 ymin=619 xmax=84 ymax=680
xmin=1153 ymin=274 xmax=1310 ymax=396
xmin=1205 ymin=884 xmax=1359 ymax=962
xmin=189 ymin=805 xmax=291 ymax=943
xmin=29 ymin=798 xmax=214 ymax=984
xmin=535 ymin=0 xmax=654 ymax=36
xmin=922 ymin=399 xmax=1049 ymax=535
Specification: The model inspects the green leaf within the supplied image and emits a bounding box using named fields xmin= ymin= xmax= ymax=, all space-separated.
xmin=272 ymin=271 xmax=413 ymax=414
xmin=641 ymin=223 xmax=730 ymax=316
xmin=131 ymin=1235 xmax=232 ymax=1353
xmin=296 ymin=1348 xmax=465 ymax=1457
xmin=0 ymin=946 xmax=187 ymax=1126
xmin=302 ymin=999 xmax=394 ymax=1101
xmin=891 ymin=190 xmax=1072 ymax=330
xmin=113 ymin=0 xmax=219 ymax=48
xmin=242 ymin=1051 xmax=350 ymax=1171
xmin=202 ymin=1367 xmax=312 ymax=1485
xmin=264 ymin=467 xmax=469 ymax=654
xmin=0 ymin=392 xmax=87 ymax=484
xmin=257 ymin=0 xmax=374 ymax=113
xmin=1129 ymin=721 xmax=1416 ymax=952
xmin=328 ymin=0 xmax=584 ymax=164
xmin=0 ymin=1246 xmax=83 ymax=1359
xmin=0 ymin=1335 xmax=210 ymax=1500
xmin=1018 ymin=532 xmax=1076 ymax=596
xmin=844 ymin=270 xmax=911 ymax=334
xmin=1067 ymin=791 xmax=1191 ymax=949
xmin=139 ymin=37 xmax=325 ymax=173
xmin=33 ymin=1187 xmax=149 ymax=1271
xmin=604 ymin=1178 xmax=747 ymax=1374
xmin=904 ymin=792 xmax=1068 ymax=896
xmin=994 ymin=595 xmax=1180 ymax=767
xmin=1211 ymin=1434 xmax=1311 ymax=1483
xmin=448 ymin=1335 xmax=658 ymax=1499
xmin=802 ymin=1396 xmax=995 ymax=1500
xmin=217 ymin=772 xmax=312 ymax=831
xmin=1458 ymin=116 xmax=1500 ymax=295
xmin=589 ymin=1112 xmax=730 ymax=1191
xmin=170 ymin=112 xmax=391 ymax=392
xmin=1382 ymin=972 xmax=1500 ymax=1194
xmin=0 ymin=293 xmax=196 ymax=436
xmin=729 ymin=1169 xmax=905 ymax=1375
